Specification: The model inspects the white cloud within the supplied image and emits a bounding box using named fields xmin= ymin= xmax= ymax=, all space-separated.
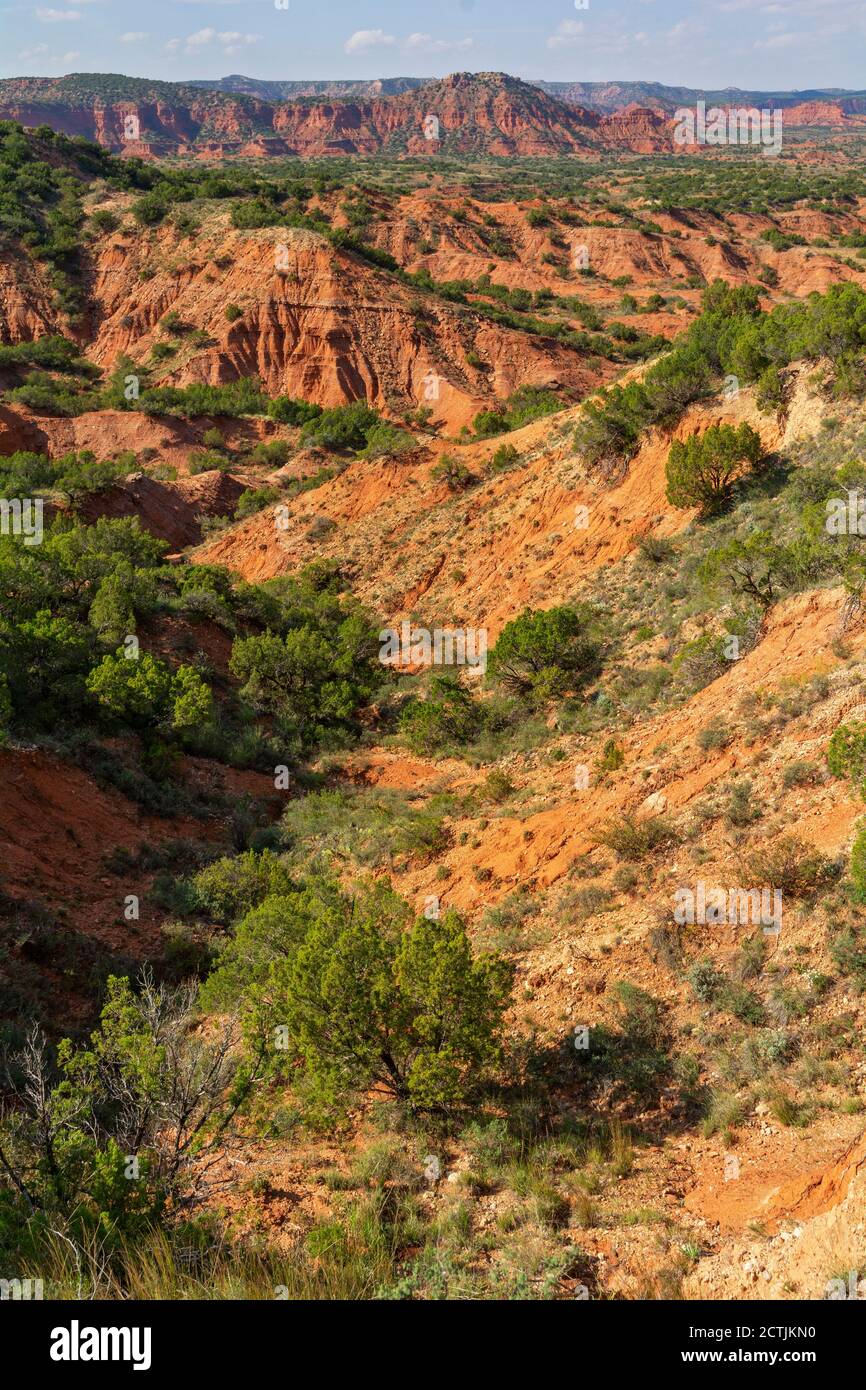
xmin=119 ymin=32 xmax=148 ymax=44
xmin=18 ymin=44 xmax=79 ymax=66
xmin=404 ymin=33 xmax=474 ymax=54
xmin=754 ymin=31 xmax=803 ymax=47
xmin=547 ymin=19 xmax=585 ymax=49
xmin=37 ymin=9 xmax=82 ymax=21
xmin=166 ymin=27 xmax=261 ymax=56
xmin=344 ymin=29 xmax=397 ymax=54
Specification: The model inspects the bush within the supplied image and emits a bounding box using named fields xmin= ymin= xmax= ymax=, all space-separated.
xmin=596 ymin=738 xmax=625 ymax=773
xmin=86 ymin=650 xmax=213 ymax=734
xmin=755 ymin=365 xmax=788 ymax=413
xmin=229 ymin=597 xmax=379 ymax=753
xmin=247 ymin=881 xmax=514 ymax=1109
xmin=0 ymin=973 xmax=247 ymax=1241
xmin=637 ymin=535 xmax=675 ymax=565
xmin=827 ymin=722 xmax=866 ymax=797
xmin=192 ymin=849 xmax=294 ymax=926
xmin=782 ymin=760 xmax=819 ymax=790
xmin=850 ymin=821 xmax=866 ymax=902
xmin=399 ymin=675 xmax=484 ymax=754
xmin=599 ymin=813 xmax=677 ymax=861
xmin=131 ymin=194 xmax=167 ymax=227
xmin=744 ymin=836 xmax=836 ymax=897
xmin=267 ymin=396 xmax=323 ymax=427
xmin=687 ymin=959 xmax=724 ymax=1003
xmin=360 ymin=423 xmax=414 ymax=460
xmin=673 ymin=634 xmax=730 ymax=691
xmin=829 ymin=921 xmax=866 ymax=986
xmin=90 ymin=208 xmax=120 ymax=234
xmin=696 ymin=718 xmax=733 ymax=752
xmin=235 ymin=487 xmax=281 ymax=520
xmin=300 ymin=401 xmax=381 ymax=452
xmin=473 ymin=386 xmax=561 ymax=438
xmin=489 ymin=443 xmax=520 ymax=472
xmin=719 ymin=982 xmax=765 ymax=1026
xmin=483 ymin=767 xmax=515 ymax=803
xmin=137 ymin=378 xmax=267 ymax=419
xmin=430 ymin=454 xmax=475 ymax=490
xmin=488 ymin=605 xmax=602 ymax=701
xmin=279 ymin=787 xmax=451 ymax=870
xmin=666 ymin=423 xmax=763 ymax=512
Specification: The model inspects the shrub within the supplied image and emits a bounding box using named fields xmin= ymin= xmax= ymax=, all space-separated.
xmin=673 ymin=634 xmax=730 ymax=691
xmin=267 ymin=396 xmax=323 ymax=427
xmin=86 ymin=650 xmax=213 ymax=734
xmin=666 ymin=423 xmax=763 ymax=512
xmin=90 ymin=208 xmax=120 ymax=234
xmin=701 ymin=1091 xmax=744 ymax=1138
xmin=489 ymin=444 xmax=520 ymax=472
xmin=755 ymin=365 xmax=788 ymax=414
xmin=483 ymin=768 xmax=515 ymax=802
xmin=827 ymin=722 xmax=866 ymax=797
xmin=850 ymin=821 xmax=866 ymax=903
xmin=399 ymin=675 xmax=484 ymax=754
xmin=192 ymin=849 xmax=294 ymax=926
xmin=249 ymin=882 xmax=514 ymax=1109
xmin=249 ymin=439 xmax=291 ymax=467
xmin=229 ymin=602 xmax=378 ymax=752
xmin=687 ymin=959 xmax=724 ymax=1004
xmin=596 ymin=738 xmax=625 ymax=773
xmin=726 ymin=779 xmax=760 ymax=828
xmin=719 ymin=982 xmax=764 ymax=1025
xmin=829 ymin=922 xmax=866 ymax=986
xmin=488 ymin=605 xmax=602 ymax=701
xmin=782 ymin=760 xmax=819 ymax=790
xmin=235 ymin=487 xmax=281 ymax=520
xmin=138 ymin=378 xmax=267 ymax=419
xmin=225 ymin=303 xmax=243 ymax=322
xmin=360 ymin=423 xmax=414 ymax=459
xmin=697 ymin=718 xmax=733 ymax=752
xmin=300 ymin=401 xmax=381 ymax=452
xmin=637 ymin=535 xmax=675 ymax=565
xmin=474 ymin=386 xmax=561 ymax=438
xmin=0 ymin=974 xmax=247 ymax=1239
xmin=744 ymin=836 xmax=837 ymax=898
xmin=131 ymin=194 xmax=167 ymax=226
xmin=430 ymin=454 xmax=475 ymax=490
xmin=599 ymin=813 xmax=677 ymax=861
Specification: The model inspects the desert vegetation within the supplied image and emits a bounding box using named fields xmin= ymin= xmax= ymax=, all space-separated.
xmin=0 ymin=82 xmax=866 ymax=1312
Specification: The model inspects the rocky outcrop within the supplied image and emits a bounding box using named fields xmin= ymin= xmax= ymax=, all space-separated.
xmin=0 ymin=72 xmax=688 ymax=159
xmin=76 ymin=470 xmax=246 ymax=548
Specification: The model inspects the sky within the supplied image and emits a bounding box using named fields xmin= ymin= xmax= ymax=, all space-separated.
xmin=1 ymin=0 xmax=864 ymax=91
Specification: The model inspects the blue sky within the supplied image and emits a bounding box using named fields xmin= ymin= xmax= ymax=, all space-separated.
xmin=1 ymin=0 xmax=863 ymax=90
